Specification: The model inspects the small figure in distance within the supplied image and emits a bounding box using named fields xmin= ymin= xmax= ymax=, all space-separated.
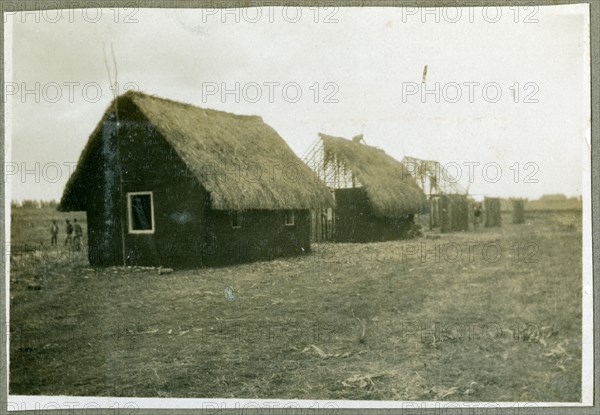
xmin=73 ymin=218 xmax=83 ymax=252
xmin=50 ymin=220 xmax=59 ymax=246
xmin=65 ymin=219 xmax=73 ymax=246
xmin=473 ymin=204 xmax=482 ymax=230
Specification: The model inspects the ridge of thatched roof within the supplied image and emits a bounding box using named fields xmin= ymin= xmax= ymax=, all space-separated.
xmin=59 ymin=91 xmax=333 ymax=211
xmin=319 ymin=133 xmax=427 ymax=217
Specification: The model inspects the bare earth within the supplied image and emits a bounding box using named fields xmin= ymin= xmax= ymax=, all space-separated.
xmin=9 ymin=208 xmax=582 ymax=401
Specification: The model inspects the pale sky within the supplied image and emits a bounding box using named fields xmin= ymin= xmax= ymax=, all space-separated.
xmin=6 ymin=5 xmax=590 ymax=202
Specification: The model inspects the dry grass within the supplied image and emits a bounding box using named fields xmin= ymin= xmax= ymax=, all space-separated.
xmin=9 ymin=208 xmax=582 ymax=401
xmin=10 ymin=206 xmax=86 ymax=250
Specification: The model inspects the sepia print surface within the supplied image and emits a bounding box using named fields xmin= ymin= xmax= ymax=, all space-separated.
xmin=4 ymin=2 xmax=594 ymax=411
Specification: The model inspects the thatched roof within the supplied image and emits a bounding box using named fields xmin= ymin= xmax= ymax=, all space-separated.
xmin=319 ymin=133 xmax=426 ymax=217
xmin=59 ymin=91 xmax=333 ymax=211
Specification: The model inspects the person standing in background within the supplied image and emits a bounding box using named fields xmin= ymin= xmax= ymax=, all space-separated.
xmin=473 ymin=204 xmax=482 ymax=230
xmin=50 ymin=220 xmax=59 ymax=246
xmin=64 ymin=219 xmax=73 ymax=246
xmin=73 ymin=219 xmax=83 ymax=251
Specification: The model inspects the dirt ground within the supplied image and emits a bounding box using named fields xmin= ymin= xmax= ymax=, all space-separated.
xmin=8 ymin=208 xmax=582 ymax=401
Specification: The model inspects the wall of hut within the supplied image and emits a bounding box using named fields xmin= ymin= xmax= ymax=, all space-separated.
xmin=512 ymin=198 xmax=526 ymax=224
xmin=203 ymin=209 xmax=311 ymax=265
xmin=84 ymin=117 xmax=123 ymax=266
xmin=310 ymin=208 xmax=335 ymax=242
xmin=333 ymin=188 xmax=414 ymax=242
xmin=484 ymin=197 xmax=502 ymax=227
xmin=83 ymin=101 xmax=312 ymax=268
xmin=439 ymin=194 xmax=470 ymax=233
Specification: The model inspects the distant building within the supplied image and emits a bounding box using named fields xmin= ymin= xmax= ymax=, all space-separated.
xmin=539 ymin=194 xmax=568 ymax=201
xmin=527 ymin=194 xmax=582 ymax=211
xmin=59 ymin=91 xmax=333 ymax=267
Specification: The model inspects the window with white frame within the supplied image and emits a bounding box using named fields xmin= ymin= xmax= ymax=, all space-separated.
xmin=127 ymin=191 xmax=155 ymax=234
xmin=285 ymin=210 xmax=295 ymax=226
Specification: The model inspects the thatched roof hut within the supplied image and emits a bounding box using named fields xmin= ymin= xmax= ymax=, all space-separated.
xmin=59 ymin=91 xmax=333 ymax=212
xmin=312 ymin=133 xmax=426 ymax=217
xmin=401 ymin=155 xmax=467 ymax=196
xmin=58 ymin=91 xmax=334 ymax=267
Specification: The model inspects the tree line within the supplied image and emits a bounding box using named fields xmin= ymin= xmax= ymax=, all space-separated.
xmin=11 ymin=200 xmax=59 ymax=209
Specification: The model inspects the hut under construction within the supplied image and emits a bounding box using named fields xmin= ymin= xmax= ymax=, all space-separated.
xmin=401 ymin=156 xmax=470 ymax=232
xmin=303 ymin=133 xmax=426 ymax=242
xmin=58 ymin=91 xmax=333 ymax=267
